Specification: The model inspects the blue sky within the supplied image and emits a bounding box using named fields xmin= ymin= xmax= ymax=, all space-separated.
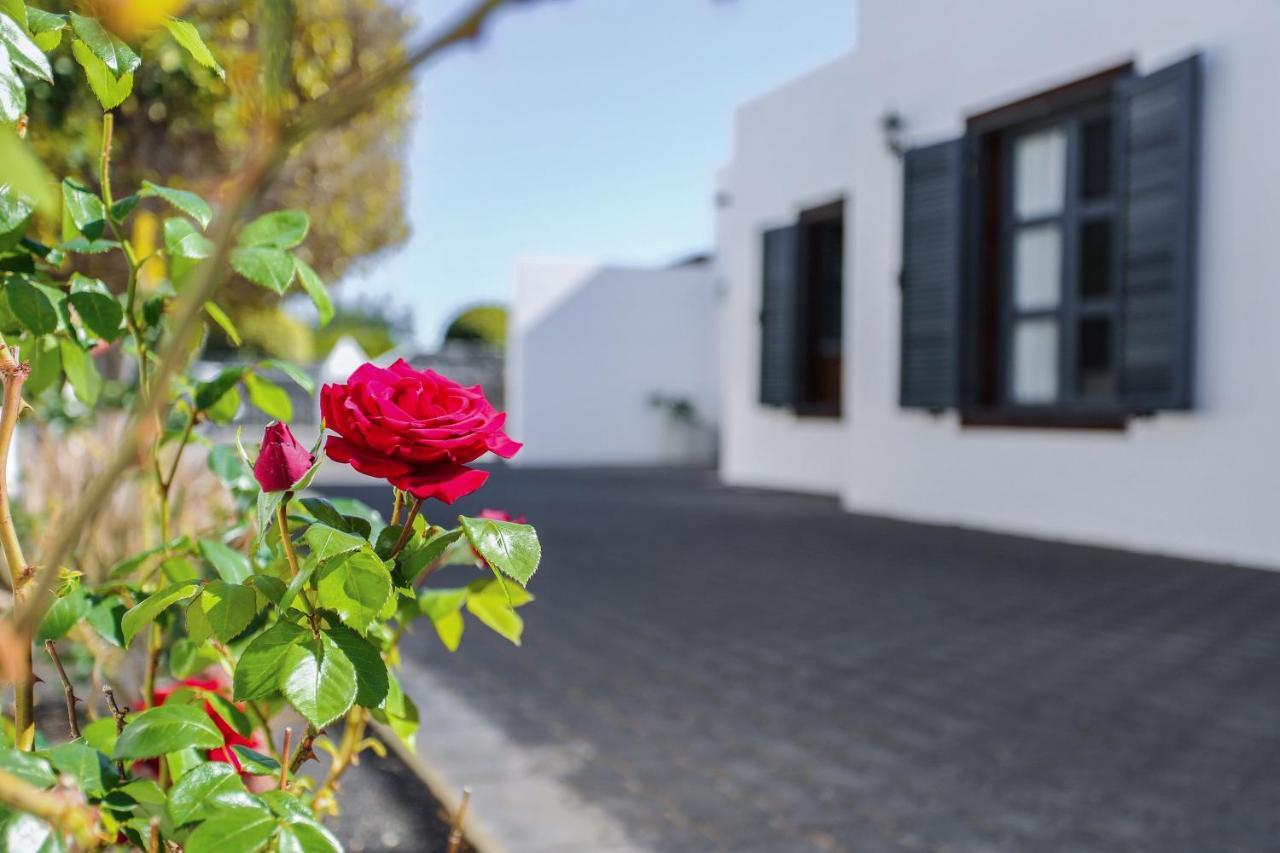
xmin=341 ymin=0 xmax=856 ymax=347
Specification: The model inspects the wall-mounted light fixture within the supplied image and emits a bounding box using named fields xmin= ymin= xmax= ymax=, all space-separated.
xmin=881 ymin=110 xmax=906 ymax=159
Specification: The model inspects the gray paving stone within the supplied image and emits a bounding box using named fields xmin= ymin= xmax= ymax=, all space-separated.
xmin=323 ymin=467 xmax=1280 ymax=852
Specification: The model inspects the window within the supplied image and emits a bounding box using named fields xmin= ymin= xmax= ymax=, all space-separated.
xmin=899 ymin=56 xmax=1201 ymax=424
xmin=1002 ymin=106 xmax=1119 ymax=409
xmin=759 ymin=200 xmax=845 ymax=415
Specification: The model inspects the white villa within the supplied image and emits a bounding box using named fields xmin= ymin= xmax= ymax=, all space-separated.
xmin=714 ymin=0 xmax=1280 ymax=569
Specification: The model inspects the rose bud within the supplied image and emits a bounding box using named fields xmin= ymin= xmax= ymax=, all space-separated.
xmin=253 ymin=422 xmax=315 ymax=492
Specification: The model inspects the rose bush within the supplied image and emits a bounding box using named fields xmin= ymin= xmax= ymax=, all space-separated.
xmin=0 ymin=3 xmax=547 ymax=851
xmin=321 ymin=359 xmax=522 ymax=503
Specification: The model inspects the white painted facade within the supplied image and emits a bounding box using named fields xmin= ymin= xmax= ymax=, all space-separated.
xmin=716 ymin=0 xmax=1280 ymax=568
xmin=508 ymin=259 xmax=717 ymax=467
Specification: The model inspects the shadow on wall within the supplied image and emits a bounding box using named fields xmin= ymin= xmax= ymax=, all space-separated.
xmin=511 ymin=260 xmax=718 ymax=467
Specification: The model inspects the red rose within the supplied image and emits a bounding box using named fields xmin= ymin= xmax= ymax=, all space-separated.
xmin=253 ymin=422 xmax=315 ymax=492
xmin=320 ymin=360 xmax=521 ymax=503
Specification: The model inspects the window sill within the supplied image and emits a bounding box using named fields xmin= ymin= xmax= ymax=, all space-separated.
xmin=960 ymin=407 xmax=1128 ymax=431
xmin=793 ymin=403 xmax=842 ymax=420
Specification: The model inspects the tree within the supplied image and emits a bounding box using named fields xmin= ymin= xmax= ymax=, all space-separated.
xmin=444 ymin=303 xmax=506 ymax=346
xmin=24 ymin=0 xmax=413 ymax=306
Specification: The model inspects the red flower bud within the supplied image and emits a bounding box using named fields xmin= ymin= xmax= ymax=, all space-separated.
xmin=253 ymin=422 xmax=315 ymax=492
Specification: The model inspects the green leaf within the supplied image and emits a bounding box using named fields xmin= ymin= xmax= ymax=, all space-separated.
xmin=258 ymin=358 xmax=315 ymax=395
xmin=61 ymin=179 xmax=105 ymax=241
xmin=238 ymin=210 xmax=309 ymax=249
xmin=198 ymin=538 xmax=252 ymax=583
xmin=459 ymin=516 xmax=541 ymax=586
xmin=60 ymin=236 xmax=120 ymax=253
xmin=0 ymin=185 xmax=32 ymax=250
xmin=6 ymin=275 xmax=56 ymax=334
xmin=315 ymin=547 xmax=392 ymax=635
xmin=0 ymin=48 xmax=24 ymax=124
xmin=109 ymin=192 xmax=139 ymax=221
xmin=185 ymin=593 xmax=212 ymax=645
xmin=200 ymin=581 xmax=257 ymax=643
xmin=26 ymin=334 xmax=67 ymax=394
xmin=161 ymin=556 xmax=198 ymax=583
xmin=69 ymin=36 xmax=132 ymax=110
xmin=0 ymin=1 xmax=25 ymax=31
xmin=169 ymin=637 xmax=220 ymax=679
xmin=419 ymin=586 xmax=469 ymax=652
xmin=59 ymin=338 xmax=102 ymax=406
xmin=113 ymin=705 xmax=224 ymax=760
xmin=0 ymin=131 xmax=50 ymax=219
xmin=0 ymin=9 xmax=51 ymax=82
xmin=234 ymin=619 xmax=307 ymax=701
xmin=230 ymin=246 xmax=294 ymax=293
xmin=0 ymin=747 xmax=55 ymax=787
xmin=185 ymin=806 xmax=276 ymax=853
xmin=140 ymin=180 xmax=212 ymax=228
xmin=193 ymin=365 xmax=244 ymax=410
xmin=304 ymin=524 xmax=365 ymax=562
xmin=466 ymin=589 xmax=524 ymax=645
xmin=80 ymin=718 xmax=117 ymax=757
xmin=255 ymin=489 xmax=285 ymax=552
xmin=37 ymin=585 xmax=89 ymax=642
xmin=324 ymin=625 xmax=388 ymax=708
xmin=292 ymin=256 xmax=333 ymax=326
xmin=204 ymin=301 xmax=240 ymax=345
xmin=280 ymin=634 xmax=357 ymax=728
xmin=47 ymin=741 xmax=119 ymax=797
xmin=121 ymin=581 xmax=199 ymax=647
xmin=162 ymin=17 xmax=223 ymax=79
xmin=86 ymin=595 xmax=125 ymax=646
xmin=69 ymin=12 xmax=137 ymax=75
xmin=276 ymin=817 xmax=342 ymax=853
xmin=229 ymin=745 xmax=278 ymax=776
xmin=163 ymin=215 xmax=214 ymax=259
xmin=205 ymin=385 xmax=240 ymax=425
xmin=166 ymin=761 xmax=251 ymax=825
xmin=68 ymin=274 xmax=123 ymax=341
xmin=245 ymin=372 xmax=292 ymax=421
xmin=370 ymin=671 xmax=418 ymax=749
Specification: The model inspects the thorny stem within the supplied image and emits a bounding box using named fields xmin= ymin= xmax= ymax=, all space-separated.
xmin=0 ymin=344 xmax=32 ymax=748
xmin=388 ymin=499 xmax=423 ymax=560
xmin=313 ymin=706 xmax=368 ymax=816
xmin=0 ymin=768 xmax=99 ymax=849
xmin=279 ymin=727 xmax=292 ymax=790
xmin=390 ymin=489 xmax=405 ymax=527
xmin=42 ymin=640 xmax=80 ymax=739
xmin=103 ymin=686 xmax=128 ymax=776
xmin=289 ymin=725 xmax=317 ymax=774
xmin=447 ymin=787 xmax=472 ymax=853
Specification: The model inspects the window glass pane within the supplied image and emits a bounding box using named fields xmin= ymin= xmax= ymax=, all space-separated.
xmin=1081 ymin=116 xmax=1114 ymax=200
xmin=1080 ymin=220 xmax=1112 ymax=299
xmin=1077 ymin=316 xmax=1114 ymax=398
xmin=1012 ymin=318 xmax=1059 ymax=403
xmin=1014 ymin=224 xmax=1062 ymax=311
xmin=1014 ymin=126 xmax=1067 ymax=219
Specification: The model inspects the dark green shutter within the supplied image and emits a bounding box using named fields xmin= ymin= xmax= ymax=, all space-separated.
xmin=759 ymin=224 xmax=800 ymax=406
xmin=1118 ymin=54 xmax=1201 ymax=410
xmin=900 ymin=138 xmax=965 ymax=409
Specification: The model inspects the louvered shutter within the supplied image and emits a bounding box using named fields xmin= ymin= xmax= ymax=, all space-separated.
xmin=1118 ymin=54 xmax=1201 ymax=410
xmin=759 ymin=224 xmax=800 ymax=407
xmin=900 ymin=139 xmax=965 ymax=409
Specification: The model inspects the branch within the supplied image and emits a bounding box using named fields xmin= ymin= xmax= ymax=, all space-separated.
xmin=289 ymin=725 xmax=317 ymax=773
xmin=42 ymin=640 xmax=80 ymax=739
xmin=0 ymin=768 xmax=98 ymax=849
xmin=388 ymin=499 xmax=423 ymax=560
xmin=102 ymin=686 xmax=128 ymax=776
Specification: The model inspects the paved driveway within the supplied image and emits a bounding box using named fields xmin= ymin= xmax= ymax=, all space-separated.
xmin=323 ymin=467 xmax=1280 ymax=852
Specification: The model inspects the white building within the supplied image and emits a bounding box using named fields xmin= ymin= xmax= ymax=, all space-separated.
xmin=508 ymin=259 xmax=718 ymax=467
xmin=716 ymin=0 xmax=1280 ymax=568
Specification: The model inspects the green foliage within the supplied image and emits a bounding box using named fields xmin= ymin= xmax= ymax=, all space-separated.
xmin=444 ymin=303 xmax=508 ymax=346
xmin=0 ymin=7 xmax=544 ymax=849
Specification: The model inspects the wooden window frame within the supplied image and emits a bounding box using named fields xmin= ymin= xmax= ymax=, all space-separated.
xmin=962 ymin=64 xmax=1133 ymax=430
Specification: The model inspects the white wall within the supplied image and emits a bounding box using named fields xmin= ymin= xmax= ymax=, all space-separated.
xmin=509 ymin=260 xmax=718 ymax=466
xmin=718 ymin=0 xmax=1280 ymax=567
